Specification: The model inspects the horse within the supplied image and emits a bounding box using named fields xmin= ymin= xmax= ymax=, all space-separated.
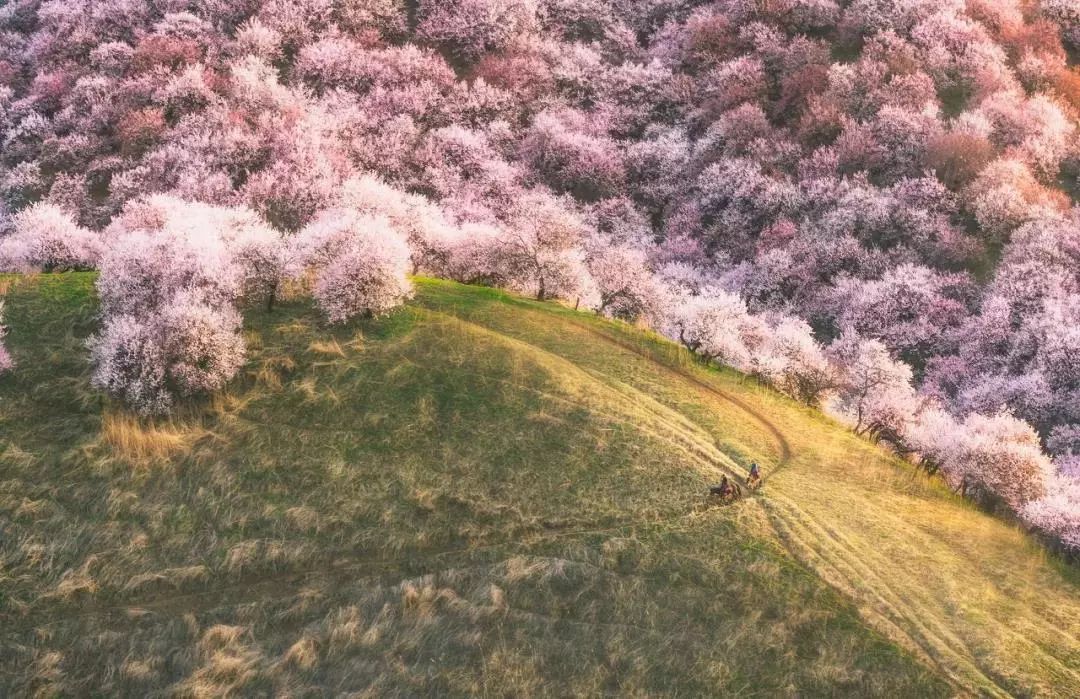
xmin=709 ymin=481 xmax=741 ymax=502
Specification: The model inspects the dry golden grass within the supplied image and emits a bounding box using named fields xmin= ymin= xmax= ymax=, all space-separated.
xmin=306 ymin=338 xmax=346 ymax=357
xmin=249 ymin=355 xmax=296 ymax=390
xmin=99 ymin=410 xmax=207 ymax=461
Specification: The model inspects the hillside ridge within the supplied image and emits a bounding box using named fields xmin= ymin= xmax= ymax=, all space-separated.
xmin=1 ymin=274 xmax=1077 ymax=696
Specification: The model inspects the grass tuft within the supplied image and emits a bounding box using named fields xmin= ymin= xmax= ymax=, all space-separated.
xmin=307 ymin=339 xmax=346 ymax=357
xmin=99 ymin=410 xmax=205 ymax=461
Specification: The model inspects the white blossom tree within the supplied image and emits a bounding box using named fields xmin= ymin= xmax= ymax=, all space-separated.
xmin=296 ymin=209 xmax=413 ymax=323
xmin=0 ymin=203 xmax=102 ymax=272
xmin=827 ymin=333 xmax=920 ymax=440
xmin=89 ymin=292 xmax=245 ymax=415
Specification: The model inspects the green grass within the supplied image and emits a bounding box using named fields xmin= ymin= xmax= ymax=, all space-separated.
xmin=0 ymin=273 xmax=1076 ymax=696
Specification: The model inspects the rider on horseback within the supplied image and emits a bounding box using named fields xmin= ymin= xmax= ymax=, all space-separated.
xmin=747 ymin=462 xmax=762 ymax=489
xmin=711 ymin=475 xmax=737 ymax=499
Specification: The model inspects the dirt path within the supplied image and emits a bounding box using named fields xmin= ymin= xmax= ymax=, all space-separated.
xmin=560 ymin=320 xmax=995 ymax=695
xmin=561 ymin=318 xmax=794 ymax=473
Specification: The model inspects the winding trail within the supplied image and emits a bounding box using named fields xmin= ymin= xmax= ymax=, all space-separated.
xmin=559 ymin=315 xmax=1037 ymax=697
xmin=560 ymin=318 xmax=793 ymax=475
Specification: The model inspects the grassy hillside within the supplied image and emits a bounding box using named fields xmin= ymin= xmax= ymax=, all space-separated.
xmin=0 ymin=273 xmax=1077 ymax=697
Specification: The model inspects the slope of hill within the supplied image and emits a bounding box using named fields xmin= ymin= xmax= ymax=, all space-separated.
xmin=0 ymin=273 xmax=1077 ymax=696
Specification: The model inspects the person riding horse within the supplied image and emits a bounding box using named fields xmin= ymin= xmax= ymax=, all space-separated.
xmin=710 ymin=475 xmax=739 ymax=500
xmin=746 ymin=462 xmax=762 ymax=489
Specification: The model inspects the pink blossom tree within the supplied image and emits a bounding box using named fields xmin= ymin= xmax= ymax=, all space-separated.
xmin=963 ymin=159 xmax=1067 ymax=243
xmin=663 ymin=286 xmax=763 ymax=369
xmin=337 ymin=174 xmax=460 ymax=275
xmin=255 ymin=0 xmax=336 ymax=50
xmin=240 ymin=124 xmax=353 ymax=233
xmin=697 ymin=56 xmax=768 ymax=118
xmin=753 ymin=315 xmax=839 ymax=405
xmin=586 ymin=240 xmax=667 ymax=323
xmin=949 ymin=411 xmax=1055 ymax=511
xmin=827 ymin=264 xmax=973 ymax=367
xmin=826 ymin=333 xmax=920 ymax=441
xmin=624 ymin=126 xmax=691 ymax=218
xmin=1042 ymin=0 xmax=1080 ymax=50
xmin=416 ymin=0 xmax=542 ymax=61
xmin=89 ymin=197 xmax=279 ymax=413
xmin=690 ymin=158 xmax=803 ymax=259
xmin=1021 ymin=474 xmax=1080 ymax=553
xmin=836 ymin=106 xmax=944 ymax=183
xmin=98 ymin=197 xmax=247 ymax=315
xmin=907 ymin=402 xmax=1056 ymax=513
xmin=495 ymin=191 xmax=598 ymax=304
xmin=295 ymin=209 xmax=413 ymax=323
xmin=902 ymin=402 xmax=965 ymax=475
xmin=336 ymin=0 xmax=409 ymax=40
xmin=841 ymin=0 xmax=945 ymax=37
xmin=234 ymin=17 xmax=284 ymax=61
xmin=975 ymin=91 xmax=1076 ymax=181
xmin=518 ymin=108 xmax=626 ymax=202
xmin=89 ymin=292 xmax=245 ymax=415
xmin=224 ymin=215 xmax=288 ymax=312
xmin=441 ymin=220 xmax=511 ymax=287
xmin=414 ymin=125 xmax=524 ymax=210
xmin=0 ymin=202 xmax=102 ymax=272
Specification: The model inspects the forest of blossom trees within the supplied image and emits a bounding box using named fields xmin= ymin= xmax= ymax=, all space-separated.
xmin=0 ymin=0 xmax=1077 ymax=552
